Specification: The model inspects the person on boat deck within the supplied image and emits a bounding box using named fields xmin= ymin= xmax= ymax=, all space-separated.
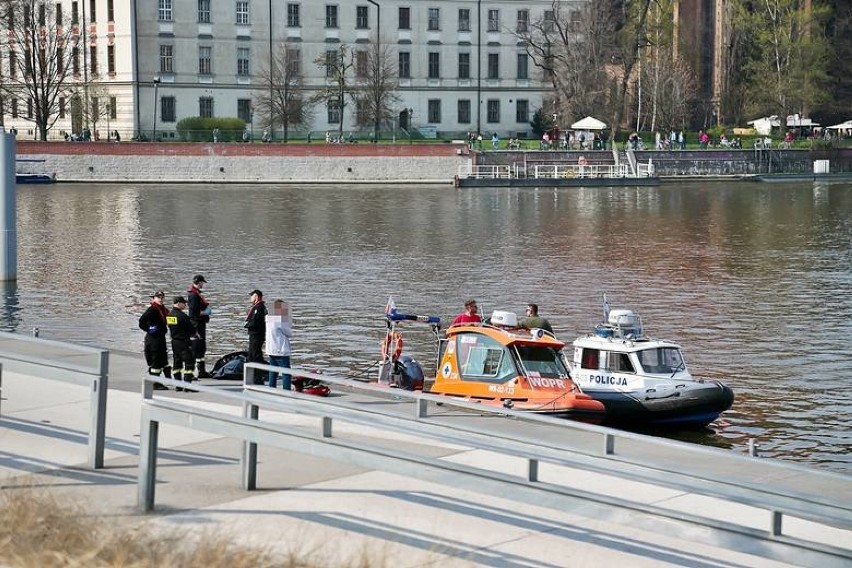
xmin=451 ymin=299 xmax=482 ymax=326
xmin=520 ymin=303 xmax=553 ymax=334
xmin=265 ymin=299 xmax=293 ymax=390
xmin=245 ymin=289 xmax=268 ymax=376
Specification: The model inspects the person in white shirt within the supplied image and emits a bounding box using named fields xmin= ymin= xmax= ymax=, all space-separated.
xmin=265 ymin=299 xmax=293 ymax=389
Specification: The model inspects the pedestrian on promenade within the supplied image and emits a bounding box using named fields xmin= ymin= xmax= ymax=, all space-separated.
xmin=678 ymin=130 xmax=685 ymax=150
xmin=451 ymin=299 xmax=482 ymax=327
xmin=265 ymin=299 xmax=293 ymax=389
xmin=187 ymin=275 xmax=213 ymax=378
xmin=138 ymin=290 xmax=170 ymax=389
xmin=520 ymin=303 xmax=554 ymax=334
xmin=167 ymin=296 xmax=197 ymax=392
xmin=245 ymin=289 xmax=268 ymax=378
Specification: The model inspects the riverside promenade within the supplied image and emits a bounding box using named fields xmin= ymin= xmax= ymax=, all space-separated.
xmin=1 ymin=337 xmax=851 ymax=567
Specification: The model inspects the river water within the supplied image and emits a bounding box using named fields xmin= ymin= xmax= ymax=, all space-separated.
xmin=5 ymin=181 xmax=851 ymax=473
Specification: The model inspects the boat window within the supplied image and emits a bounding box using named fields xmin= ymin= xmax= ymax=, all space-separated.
xmin=605 ymin=352 xmax=635 ymax=374
xmin=580 ymin=348 xmax=599 ymax=370
xmin=635 ymin=347 xmax=684 ymax=374
xmin=516 ymin=345 xmax=569 ymax=377
xmin=456 ymin=333 xmax=516 ymax=382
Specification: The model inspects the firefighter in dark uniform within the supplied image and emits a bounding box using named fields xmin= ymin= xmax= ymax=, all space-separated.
xmin=167 ymin=296 xmax=197 ymax=391
xmin=138 ymin=290 xmax=171 ymax=389
xmin=245 ymin=289 xmax=267 ymax=383
xmin=187 ymin=274 xmax=213 ymax=378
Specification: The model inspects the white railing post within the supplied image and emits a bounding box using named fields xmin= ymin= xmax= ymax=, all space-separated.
xmin=89 ymin=350 xmax=109 ymax=469
xmin=137 ymin=409 xmax=159 ymax=512
xmin=242 ymin=400 xmax=259 ymax=490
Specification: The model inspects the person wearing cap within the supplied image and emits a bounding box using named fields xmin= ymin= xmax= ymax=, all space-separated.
xmin=519 ymin=303 xmax=554 ymax=334
xmin=167 ymin=296 xmax=198 ymax=392
xmin=187 ymin=274 xmax=213 ymax=378
xmin=138 ymin=290 xmax=170 ymax=389
xmin=244 ymin=290 xmax=268 ymax=379
xmin=451 ymin=299 xmax=482 ymax=327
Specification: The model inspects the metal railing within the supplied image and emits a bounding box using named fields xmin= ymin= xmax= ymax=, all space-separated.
xmin=0 ymin=331 xmax=109 ymax=468
xmin=457 ymin=164 xmax=512 ymax=179
xmin=532 ymin=163 xmax=633 ymax=179
xmin=137 ymin=361 xmax=851 ymax=564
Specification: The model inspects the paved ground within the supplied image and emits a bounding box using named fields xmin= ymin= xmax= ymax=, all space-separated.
xmin=1 ymin=343 xmax=849 ymax=567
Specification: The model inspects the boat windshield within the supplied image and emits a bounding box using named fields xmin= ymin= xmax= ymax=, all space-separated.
xmin=634 ymin=347 xmax=684 ymax=374
xmin=514 ymin=345 xmax=570 ymax=378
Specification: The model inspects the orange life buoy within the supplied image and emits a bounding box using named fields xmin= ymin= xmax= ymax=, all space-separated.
xmin=381 ymin=331 xmax=404 ymax=361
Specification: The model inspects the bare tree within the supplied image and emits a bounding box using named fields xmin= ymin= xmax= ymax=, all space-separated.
xmin=311 ymin=44 xmax=356 ymax=140
xmin=353 ymin=38 xmax=399 ymax=142
xmin=255 ymin=43 xmax=310 ymax=142
xmin=0 ymin=0 xmax=80 ymax=140
xmin=638 ymin=48 xmax=697 ymax=133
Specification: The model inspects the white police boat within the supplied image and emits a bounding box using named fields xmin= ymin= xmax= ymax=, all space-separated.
xmin=567 ymin=307 xmax=734 ymax=428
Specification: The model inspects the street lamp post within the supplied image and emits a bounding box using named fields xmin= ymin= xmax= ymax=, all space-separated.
xmin=152 ymin=77 xmax=161 ymax=142
xmin=408 ymin=107 xmax=413 ymax=144
xmin=366 ymin=0 xmax=380 ymax=142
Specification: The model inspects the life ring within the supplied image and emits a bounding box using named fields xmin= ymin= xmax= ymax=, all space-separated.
xmin=381 ymin=331 xmax=404 ymax=361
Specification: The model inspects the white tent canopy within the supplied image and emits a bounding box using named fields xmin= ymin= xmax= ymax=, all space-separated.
xmin=826 ymin=120 xmax=852 ymax=130
xmin=571 ymin=116 xmax=607 ymax=130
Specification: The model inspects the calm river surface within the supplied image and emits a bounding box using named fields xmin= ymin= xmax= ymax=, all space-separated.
xmin=6 ymin=181 xmax=852 ymax=473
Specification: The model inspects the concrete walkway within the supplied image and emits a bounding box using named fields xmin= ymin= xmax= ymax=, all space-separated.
xmin=1 ymin=347 xmax=849 ymax=567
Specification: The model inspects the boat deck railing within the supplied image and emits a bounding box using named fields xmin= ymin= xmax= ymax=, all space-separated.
xmin=133 ymin=361 xmax=852 ymax=565
xmin=457 ymin=162 xmax=655 ymax=180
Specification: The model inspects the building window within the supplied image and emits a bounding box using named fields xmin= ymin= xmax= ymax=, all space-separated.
xmin=107 ymin=45 xmax=115 ymax=74
xmin=72 ymin=46 xmax=79 ymax=75
xmin=325 ymin=49 xmax=337 ymax=77
xmin=458 ymin=99 xmax=471 ymax=124
xmin=287 ymin=3 xmax=299 ymax=26
xmin=59 ymin=97 xmax=66 ymax=118
xmin=516 ymin=10 xmax=528 ymax=33
xmin=325 ymin=5 xmax=338 ymax=28
xmin=355 ymin=50 xmax=367 ymax=77
xmin=458 ymin=9 xmax=470 ymax=32
xmin=199 ymin=96 xmax=214 ymax=118
xmin=543 ymin=10 xmax=555 ymax=32
xmin=90 ymin=45 xmax=98 ymax=75
xmin=356 ymin=98 xmax=369 ymax=123
xmin=327 ymin=99 xmax=340 ymax=123
xmin=7 ymin=51 xmax=14 ymax=78
xmin=27 ymin=98 xmax=33 ymax=119
xmin=487 ymin=9 xmax=499 ymax=32
xmin=198 ymin=0 xmax=211 ymax=23
xmin=517 ymin=53 xmax=528 ymax=80
xmin=428 ymin=52 xmax=440 ymax=79
xmin=11 ymin=99 xmax=18 ymax=118
xmin=237 ymin=47 xmax=250 ymax=76
xmin=57 ymin=47 xmax=64 ymax=74
xmin=427 ymin=99 xmax=440 ymax=123
xmin=160 ymin=45 xmax=174 ymax=73
xmin=56 ymin=3 xmax=62 ymax=25
xmin=91 ymin=97 xmax=99 ymax=121
xmin=109 ymin=96 xmax=117 ymax=120
xmin=158 ymin=0 xmax=172 ymax=22
xmin=286 ymin=48 xmax=301 ymax=74
xmin=427 ymin=8 xmax=439 ymax=31
xmin=236 ymin=1 xmax=249 ymax=24
xmin=107 ymin=0 xmax=114 ymax=22
xmin=199 ymin=46 xmax=212 ymax=74
xmin=237 ymin=99 xmax=251 ymax=122
xmin=398 ymin=7 xmax=409 ymax=30
xmin=398 ymin=52 xmax=410 ymax=78
xmin=89 ymin=0 xmax=96 ymax=22
xmin=487 ymin=53 xmax=499 ymax=80
xmin=516 ymin=99 xmax=528 ymax=123
xmin=162 ymin=96 xmax=176 ymax=122
xmin=356 ymin=5 xmax=368 ymax=29
xmin=458 ymin=53 xmax=470 ymax=79
xmin=487 ymin=100 xmax=500 ymax=123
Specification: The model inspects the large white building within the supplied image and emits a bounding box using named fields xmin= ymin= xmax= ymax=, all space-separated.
xmin=4 ymin=0 xmax=572 ymax=141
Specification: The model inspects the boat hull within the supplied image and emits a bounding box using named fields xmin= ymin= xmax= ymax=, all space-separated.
xmin=585 ymin=381 xmax=734 ymax=428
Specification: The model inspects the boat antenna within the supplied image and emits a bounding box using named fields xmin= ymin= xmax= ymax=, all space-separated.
xmin=603 ymin=293 xmax=611 ymax=321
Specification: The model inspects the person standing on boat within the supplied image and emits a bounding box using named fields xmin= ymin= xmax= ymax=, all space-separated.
xmin=265 ymin=299 xmax=293 ymax=390
xmin=138 ymin=290 xmax=170 ymax=389
xmin=167 ymin=296 xmax=197 ymax=391
xmin=245 ymin=290 xmax=268 ymax=378
xmin=187 ymin=274 xmax=213 ymax=378
xmin=520 ymin=303 xmax=553 ymax=335
xmin=451 ymin=299 xmax=482 ymax=326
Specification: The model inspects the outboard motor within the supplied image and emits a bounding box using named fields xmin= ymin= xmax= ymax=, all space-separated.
xmin=391 ymin=355 xmax=425 ymax=390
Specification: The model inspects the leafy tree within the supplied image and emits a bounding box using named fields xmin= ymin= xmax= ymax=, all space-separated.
xmin=254 ymin=43 xmax=310 ymax=142
xmin=353 ymin=38 xmax=399 ymax=142
xmin=0 ymin=0 xmax=80 ymax=140
xmin=310 ymin=45 xmax=356 ymax=140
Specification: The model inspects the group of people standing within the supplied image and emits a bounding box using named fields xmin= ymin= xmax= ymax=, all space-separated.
xmin=139 ymin=275 xmax=293 ymax=392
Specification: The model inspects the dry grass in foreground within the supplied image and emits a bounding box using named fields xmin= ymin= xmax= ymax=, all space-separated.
xmin=0 ymin=487 xmax=381 ymax=568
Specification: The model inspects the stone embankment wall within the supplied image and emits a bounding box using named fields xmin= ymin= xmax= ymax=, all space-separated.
xmin=15 ymin=142 xmax=470 ymax=184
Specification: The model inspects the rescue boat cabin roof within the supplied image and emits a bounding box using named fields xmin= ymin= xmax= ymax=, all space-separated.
xmin=448 ymin=323 xmax=565 ymax=349
xmin=573 ymin=334 xmax=681 ymax=353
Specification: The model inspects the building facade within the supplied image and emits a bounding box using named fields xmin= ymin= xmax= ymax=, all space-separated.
xmin=3 ymin=0 xmax=582 ymax=141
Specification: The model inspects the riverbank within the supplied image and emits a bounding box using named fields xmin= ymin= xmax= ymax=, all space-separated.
xmin=14 ymin=141 xmax=852 ymax=184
